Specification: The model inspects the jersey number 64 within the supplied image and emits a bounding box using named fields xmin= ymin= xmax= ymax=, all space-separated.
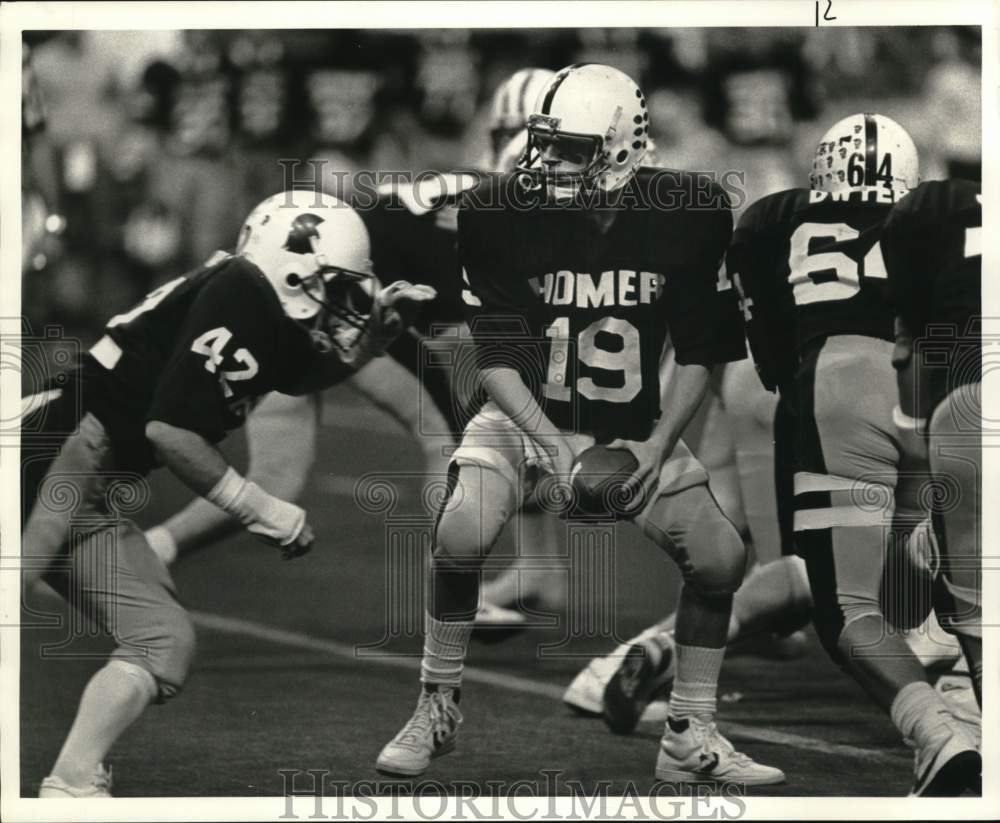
xmin=788 ymin=222 xmax=887 ymax=305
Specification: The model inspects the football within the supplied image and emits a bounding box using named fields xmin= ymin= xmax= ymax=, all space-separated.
xmin=570 ymin=445 xmax=643 ymax=517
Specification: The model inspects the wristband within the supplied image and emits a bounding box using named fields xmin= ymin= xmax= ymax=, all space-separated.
xmin=206 ymin=467 xmax=305 ymax=545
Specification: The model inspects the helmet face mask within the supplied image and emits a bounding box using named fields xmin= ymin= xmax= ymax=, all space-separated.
xmin=300 ymin=269 xmax=376 ymax=355
xmin=518 ymin=114 xmax=608 ymax=195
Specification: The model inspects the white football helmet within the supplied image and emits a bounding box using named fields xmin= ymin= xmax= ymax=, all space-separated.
xmin=809 ymin=113 xmax=919 ymax=199
xmin=487 ymin=67 xmax=556 ymax=170
xmin=236 ymin=190 xmax=376 ymax=352
xmin=517 ymin=64 xmax=649 ymax=196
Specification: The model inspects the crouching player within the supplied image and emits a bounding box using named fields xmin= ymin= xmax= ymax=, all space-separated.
xmin=724 ymin=115 xmax=979 ymax=796
xmin=21 ymin=191 xmax=434 ymax=796
xmin=881 ymin=178 xmax=983 ymax=708
xmin=375 ymin=64 xmax=784 ymax=785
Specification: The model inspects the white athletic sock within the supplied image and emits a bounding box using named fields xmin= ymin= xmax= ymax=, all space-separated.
xmin=145 ymin=526 xmax=178 ymax=567
xmin=668 ymin=644 xmax=725 ymax=722
xmin=420 ymin=615 xmax=474 ymax=688
xmin=51 ymin=660 xmax=157 ymax=787
xmin=890 ymin=681 xmax=953 ymax=750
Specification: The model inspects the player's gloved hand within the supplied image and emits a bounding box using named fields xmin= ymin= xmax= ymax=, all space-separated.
xmin=206 ymin=467 xmax=315 ymax=559
xmin=369 ymin=281 xmax=438 ymax=348
xmin=605 ymin=437 xmax=663 ymax=513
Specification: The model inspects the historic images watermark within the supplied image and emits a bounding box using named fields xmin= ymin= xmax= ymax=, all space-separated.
xmin=277 ymin=768 xmax=748 ymax=820
xmin=275 ymin=161 xmax=749 ymax=213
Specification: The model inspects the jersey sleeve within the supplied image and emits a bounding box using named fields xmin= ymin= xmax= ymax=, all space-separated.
xmin=726 ymin=199 xmax=797 ymax=391
xmin=661 ymin=195 xmax=746 ymax=367
xmin=147 ymin=262 xmax=278 ymax=442
xmin=457 ymin=194 xmax=542 ymax=363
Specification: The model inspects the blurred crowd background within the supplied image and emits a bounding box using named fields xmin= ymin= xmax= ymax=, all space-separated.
xmin=21 ymin=26 xmax=982 ymax=342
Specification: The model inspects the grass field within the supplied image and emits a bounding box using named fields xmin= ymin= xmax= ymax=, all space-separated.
xmin=20 ymin=382 xmax=922 ymax=798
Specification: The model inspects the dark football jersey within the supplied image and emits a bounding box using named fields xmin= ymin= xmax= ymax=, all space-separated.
xmin=361 ymin=174 xmax=476 ymax=328
xmin=458 ymin=168 xmax=744 ymax=443
xmin=80 ymin=254 xmax=353 ymax=470
xmin=881 ymin=179 xmax=981 ymax=338
xmin=727 ymin=187 xmax=896 ymax=390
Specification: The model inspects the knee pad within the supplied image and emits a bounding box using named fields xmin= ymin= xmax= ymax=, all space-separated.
xmin=115 ymin=604 xmax=196 ymax=703
xmin=684 ymin=500 xmax=747 ymax=598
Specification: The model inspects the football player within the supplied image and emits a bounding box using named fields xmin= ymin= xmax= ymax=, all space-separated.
xmin=881 ymin=178 xmax=983 ymax=707
xmin=21 ymin=191 xmax=434 ymax=796
xmin=725 ymin=114 xmax=980 ymax=795
xmin=375 ymin=64 xmax=784 ymax=786
xmin=142 ymin=68 xmax=560 ymax=631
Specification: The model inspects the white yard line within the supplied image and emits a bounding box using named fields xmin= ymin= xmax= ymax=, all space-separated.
xmin=191 ymin=611 xmax=904 ymax=764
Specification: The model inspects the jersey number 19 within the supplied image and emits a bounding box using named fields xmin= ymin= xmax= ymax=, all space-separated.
xmin=543 ymin=317 xmax=641 ymax=403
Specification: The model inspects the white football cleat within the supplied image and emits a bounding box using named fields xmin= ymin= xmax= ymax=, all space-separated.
xmin=39 ymin=764 xmax=113 ymax=797
xmin=908 ymin=715 xmax=981 ymax=796
xmin=471 ymin=600 xmax=528 ymax=644
xmin=656 ymin=715 xmax=785 ymax=786
xmin=603 ymin=631 xmax=676 ymax=735
xmin=563 ymin=652 xmax=626 ymax=715
xmin=376 ymin=686 xmax=462 ymax=777
xmin=563 ymin=626 xmax=669 ymax=716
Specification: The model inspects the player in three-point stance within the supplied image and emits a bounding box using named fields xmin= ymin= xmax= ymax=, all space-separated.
xmin=726 ymin=114 xmax=980 ymax=796
xmin=375 ymin=63 xmax=785 ymax=785
xmin=21 ymin=191 xmax=434 ymax=797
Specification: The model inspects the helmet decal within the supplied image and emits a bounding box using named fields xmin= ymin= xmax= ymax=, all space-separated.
xmin=284 ymin=213 xmax=325 ymax=255
xmin=236 ymin=191 xmax=373 ymax=331
xmin=810 ymin=112 xmax=917 ymax=197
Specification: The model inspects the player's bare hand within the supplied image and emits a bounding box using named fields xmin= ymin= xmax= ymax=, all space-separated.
xmin=281 ymin=521 xmax=315 ymax=560
xmin=606 ymin=438 xmax=662 ymax=512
